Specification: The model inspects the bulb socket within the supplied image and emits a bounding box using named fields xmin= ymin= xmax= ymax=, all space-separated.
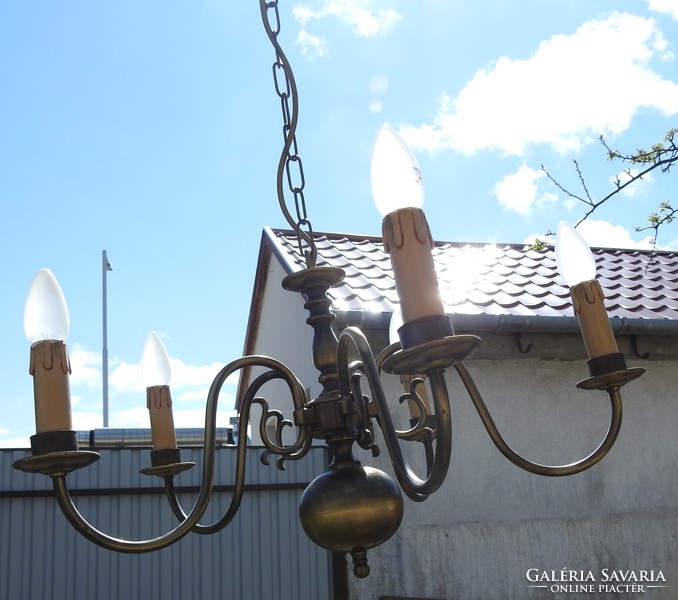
xmin=397 ymin=314 xmax=454 ymax=350
xmin=150 ymin=448 xmax=182 ymax=467
xmin=30 ymin=430 xmax=78 ymax=456
xmin=587 ymin=352 xmax=628 ymax=377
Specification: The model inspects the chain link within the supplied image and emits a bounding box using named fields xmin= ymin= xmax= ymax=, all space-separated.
xmin=261 ymin=0 xmax=317 ymax=268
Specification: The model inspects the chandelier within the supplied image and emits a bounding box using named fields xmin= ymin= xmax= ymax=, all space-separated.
xmin=13 ymin=1 xmax=644 ymax=579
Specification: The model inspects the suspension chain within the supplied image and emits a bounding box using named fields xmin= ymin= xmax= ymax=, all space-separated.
xmin=260 ymin=0 xmax=317 ymax=268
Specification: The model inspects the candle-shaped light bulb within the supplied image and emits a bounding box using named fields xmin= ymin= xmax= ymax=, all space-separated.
xmin=141 ymin=331 xmax=171 ymax=387
xmin=372 ymin=124 xmax=448 ymax=341
xmin=555 ymin=221 xmax=618 ymax=362
xmin=371 ymin=123 xmax=424 ymax=216
xmin=555 ymin=221 xmax=596 ymax=286
xmin=24 ymin=269 xmax=73 ymax=435
xmin=24 ymin=269 xmax=70 ymax=343
xmin=141 ymin=332 xmax=177 ymax=451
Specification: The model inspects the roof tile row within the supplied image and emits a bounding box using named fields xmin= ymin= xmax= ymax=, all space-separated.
xmin=269 ymin=229 xmax=678 ymax=322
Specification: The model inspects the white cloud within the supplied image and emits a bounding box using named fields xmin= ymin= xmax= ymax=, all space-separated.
xmin=0 ymin=435 xmax=31 ymax=448
xmin=106 ymin=356 xmax=226 ymax=394
xmin=493 ymin=164 xmax=546 ymax=214
xmin=293 ymin=4 xmax=316 ymax=25
xmin=567 ymin=219 xmax=655 ymax=249
xmin=69 ymin=345 xmax=103 ymax=389
xmin=174 ymin=384 xmax=236 ymax=410
xmin=648 ymin=0 xmax=678 ymax=21
xmin=60 ymin=345 xmax=234 ymax=432
xmin=110 ymin=406 xmax=150 ymax=429
xmin=176 ymin=387 xmax=211 ymax=403
xmin=297 ymin=30 xmax=328 ymax=58
xmin=293 ymin=1 xmax=402 ymax=38
xmin=169 ymin=359 xmax=230 ymax=389
xmin=523 ymin=219 xmax=658 ymax=249
xmin=72 ymin=410 xmax=105 ymax=431
xmin=173 ymin=407 xmax=234 ymax=428
xmin=108 ymin=405 xmax=233 ymax=430
xmin=401 ymin=12 xmax=678 ymax=156
xmin=612 ymin=168 xmax=654 ymax=197
xmin=108 ymin=360 xmax=142 ymax=392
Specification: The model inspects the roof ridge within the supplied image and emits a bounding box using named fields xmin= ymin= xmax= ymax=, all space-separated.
xmin=268 ymin=227 xmax=678 ymax=256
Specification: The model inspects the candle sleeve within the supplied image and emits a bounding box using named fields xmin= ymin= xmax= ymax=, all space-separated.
xmin=382 ymin=207 xmax=445 ymax=324
xmin=30 ymin=340 xmax=73 ymax=433
xmin=147 ymin=385 xmax=178 ymax=451
xmin=570 ymin=280 xmax=618 ymax=359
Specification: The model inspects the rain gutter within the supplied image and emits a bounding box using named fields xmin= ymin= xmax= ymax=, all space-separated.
xmin=334 ymin=311 xmax=678 ymax=336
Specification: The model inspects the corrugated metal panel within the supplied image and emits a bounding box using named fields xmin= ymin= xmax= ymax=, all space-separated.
xmin=78 ymin=427 xmax=237 ymax=448
xmin=0 ymin=446 xmax=334 ymax=600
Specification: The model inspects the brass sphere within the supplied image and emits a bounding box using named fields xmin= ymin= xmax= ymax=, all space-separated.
xmin=299 ymin=462 xmax=404 ymax=576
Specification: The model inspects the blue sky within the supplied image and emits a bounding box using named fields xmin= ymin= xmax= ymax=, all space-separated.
xmin=1 ymin=1 xmax=677 ymax=447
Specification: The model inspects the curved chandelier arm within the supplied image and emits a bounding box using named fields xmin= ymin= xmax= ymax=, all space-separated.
xmin=51 ymin=355 xmax=309 ymax=551
xmin=162 ymin=366 xmax=311 ymax=534
xmin=337 ymin=327 xmax=452 ymax=502
xmin=49 ymin=360 xmax=238 ymax=551
xmin=161 ymin=371 xmax=258 ymax=535
xmin=454 ymin=362 xmax=623 ymax=477
xmin=52 ymin=474 xmax=206 ymax=552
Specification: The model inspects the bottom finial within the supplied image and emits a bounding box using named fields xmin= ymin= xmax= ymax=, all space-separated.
xmin=351 ymin=548 xmax=370 ymax=578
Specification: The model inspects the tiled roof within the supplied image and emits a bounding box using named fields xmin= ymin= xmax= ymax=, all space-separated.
xmin=266 ymin=228 xmax=678 ymax=323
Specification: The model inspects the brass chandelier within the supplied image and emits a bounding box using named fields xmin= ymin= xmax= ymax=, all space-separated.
xmin=13 ymin=1 xmax=644 ymax=578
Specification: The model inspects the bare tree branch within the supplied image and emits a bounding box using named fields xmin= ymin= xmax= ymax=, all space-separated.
xmin=538 ymin=128 xmax=677 ymax=249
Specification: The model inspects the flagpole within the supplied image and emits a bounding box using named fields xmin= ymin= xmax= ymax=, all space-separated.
xmin=102 ymin=250 xmax=111 ymax=427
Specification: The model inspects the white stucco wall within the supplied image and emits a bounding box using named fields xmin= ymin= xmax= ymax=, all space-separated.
xmin=348 ymin=355 xmax=678 ymax=599
xmin=245 ymin=257 xmax=323 ymax=446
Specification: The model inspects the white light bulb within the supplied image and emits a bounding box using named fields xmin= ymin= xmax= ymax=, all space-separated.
xmin=141 ymin=331 xmax=171 ymax=387
xmin=555 ymin=221 xmax=597 ymax=286
xmin=370 ymin=123 xmax=424 ymax=217
xmin=23 ymin=269 xmax=71 ymax=343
